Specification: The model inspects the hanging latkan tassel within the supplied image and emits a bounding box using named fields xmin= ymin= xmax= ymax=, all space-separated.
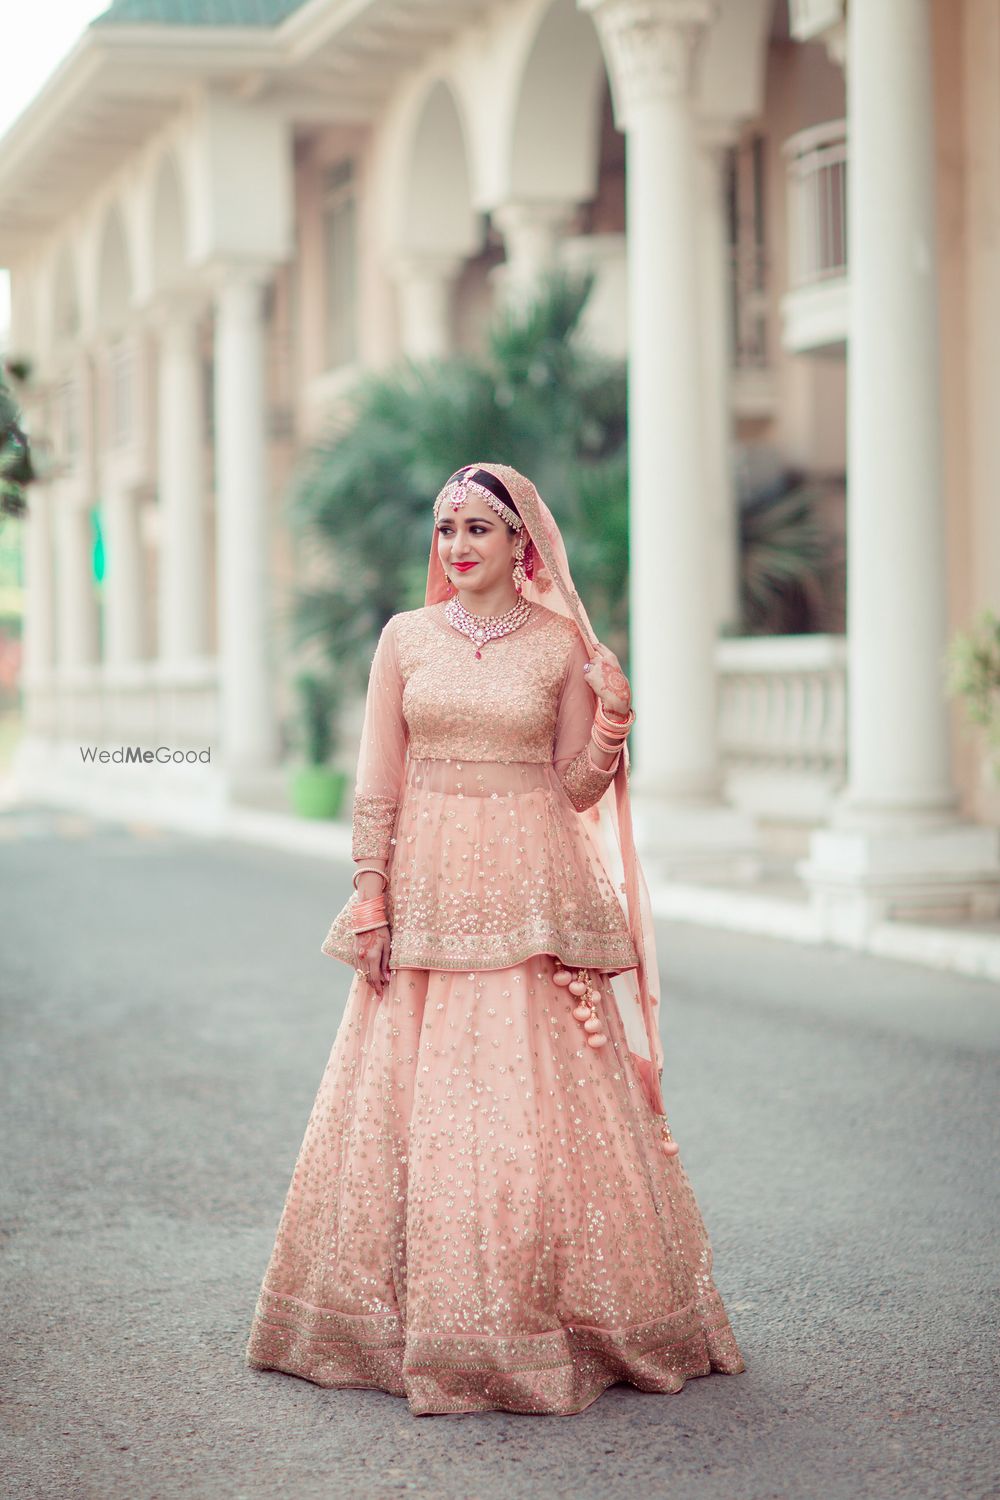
xmin=553 ymin=961 xmax=680 ymax=1157
xmin=552 ymin=964 xmax=607 ymax=1048
xmin=656 ymin=1115 xmax=680 ymax=1158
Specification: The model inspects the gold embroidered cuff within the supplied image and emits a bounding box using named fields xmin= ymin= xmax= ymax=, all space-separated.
xmin=557 ymin=743 xmax=620 ymax=812
xmin=351 ymin=794 xmax=399 ymax=861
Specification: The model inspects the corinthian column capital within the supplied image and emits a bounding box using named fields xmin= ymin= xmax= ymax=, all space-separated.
xmin=579 ymin=0 xmax=718 ymax=124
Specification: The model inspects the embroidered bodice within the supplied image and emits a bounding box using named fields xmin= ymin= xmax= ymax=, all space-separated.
xmin=321 ymin=601 xmax=638 ymax=974
xmin=402 ymin=605 xmax=581 ymax=762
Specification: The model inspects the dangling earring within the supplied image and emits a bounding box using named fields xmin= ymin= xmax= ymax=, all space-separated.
xmin=512 ymin=542 xmax=527 ymax=594
xmin=445 ymin=575 xmax=455 ymax=594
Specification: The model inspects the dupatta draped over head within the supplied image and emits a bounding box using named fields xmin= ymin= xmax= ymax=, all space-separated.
xmin=426 ymin=461 xmax=668 ymax=1123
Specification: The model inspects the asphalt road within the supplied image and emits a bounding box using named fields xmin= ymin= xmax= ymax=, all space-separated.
xmin=1 ymin=805 xmax=997 ymax=1500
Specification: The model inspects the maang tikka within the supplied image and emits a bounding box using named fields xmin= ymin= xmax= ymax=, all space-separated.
xmin=434 ymin=465 xmax=525 ymax=533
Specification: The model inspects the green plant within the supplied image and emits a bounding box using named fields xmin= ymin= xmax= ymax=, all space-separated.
xmin=946 ymin=609 xmax=1000 ymax=781
xmin=0 ymin=359 xmax=35 ymax=521
xmin=281 ymin=267 xmax=632 ymax=699
xmin=737 ymin=467 xmax=843 ymax=634
xmin=291 ymin=671 xmax=342 ymax=767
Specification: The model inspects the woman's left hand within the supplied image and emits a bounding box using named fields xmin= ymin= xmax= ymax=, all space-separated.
xmin=583 ymin=642 xmax=632 ymax=717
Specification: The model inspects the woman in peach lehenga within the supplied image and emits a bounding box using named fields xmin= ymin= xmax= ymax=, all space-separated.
xmin=245 ymin=462 xmax=746 ymax=1416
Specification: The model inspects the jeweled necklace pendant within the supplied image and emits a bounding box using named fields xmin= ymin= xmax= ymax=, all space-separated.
xmin=444 ymin=595 xmax=532 ymax=658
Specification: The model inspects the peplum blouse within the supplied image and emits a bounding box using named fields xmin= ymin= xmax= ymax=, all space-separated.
xmin=321 ymin=600 xmax=640 ymax=975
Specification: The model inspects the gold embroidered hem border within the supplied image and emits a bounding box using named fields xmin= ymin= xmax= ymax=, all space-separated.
xmin=245 ymin=1285 xmax=746 ymax=1416
xmin=320 ymin=906 xmax=639 ymax=975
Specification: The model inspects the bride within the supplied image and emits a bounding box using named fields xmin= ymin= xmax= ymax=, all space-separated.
xmin=245 ymin=461 xmax=746 ymax=1415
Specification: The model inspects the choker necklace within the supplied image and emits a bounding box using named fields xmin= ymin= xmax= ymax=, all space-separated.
xmin=444 ymin=595 xmax=532 ymax=659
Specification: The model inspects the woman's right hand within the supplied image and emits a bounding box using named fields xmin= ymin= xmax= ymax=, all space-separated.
xmin=353 ymin=923 xmax=392 ymax=998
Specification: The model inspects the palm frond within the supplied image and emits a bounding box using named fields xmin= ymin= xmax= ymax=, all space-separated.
xmin=738 ymin=472 xmax=839 ymax=633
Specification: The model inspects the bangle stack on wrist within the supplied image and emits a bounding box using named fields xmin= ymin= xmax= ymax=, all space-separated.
xmin=591 ymin=700 xmax=636 ymax=757
xmin=351 ymin=895 xmax=388 ymax=934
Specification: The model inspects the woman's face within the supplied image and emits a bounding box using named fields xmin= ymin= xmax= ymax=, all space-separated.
xmin=435 ymin=497 xmax=521 ymax=595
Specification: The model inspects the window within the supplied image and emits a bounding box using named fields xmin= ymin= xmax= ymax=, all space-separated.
xmin=726 ymin=133 xmax=769 ymax=370
xmin=783 ymin=121 xmax=848 ymax=287
xmin=322 ymin=160 xmax=358 ymax=369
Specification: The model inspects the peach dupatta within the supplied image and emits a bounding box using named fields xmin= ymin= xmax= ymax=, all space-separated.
xmin=426 ymin=462 xmax=669 ymax=1127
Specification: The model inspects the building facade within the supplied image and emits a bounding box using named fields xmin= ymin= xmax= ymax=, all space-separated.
xmin=2 ymin=0 xmax=999 ymax=937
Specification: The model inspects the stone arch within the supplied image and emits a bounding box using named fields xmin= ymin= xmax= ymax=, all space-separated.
xmin=397 ymin=80 xmax=477 ymax=257
xmin=95 ymin=204 xmax=134 ymax=334
xmin=52 ymin=243 xmax=81 ymax=347
xmin=150 ymin=152 xmax=188 ymax=290
xmin=507 ymin=0 xmax=606 ymax=202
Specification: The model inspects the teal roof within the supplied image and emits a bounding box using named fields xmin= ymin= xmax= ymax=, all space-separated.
xmin=93 ymin=0 xmax=306 ymax=24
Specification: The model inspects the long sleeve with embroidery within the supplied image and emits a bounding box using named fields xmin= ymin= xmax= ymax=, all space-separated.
xmin=552 ymin=630 xmax=621 ymax=812
xmin=351 ymin=616 xmax=408 ymax=861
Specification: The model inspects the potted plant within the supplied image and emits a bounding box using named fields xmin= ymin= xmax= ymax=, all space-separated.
xmin=946 ymin=609 xmax=1000 ymax=784
xmin=288 ymin=670 xmax=348 ymax=818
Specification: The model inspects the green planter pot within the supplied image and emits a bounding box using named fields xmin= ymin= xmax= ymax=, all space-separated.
xmin=289 ymin=765 xmax=348 ymax=820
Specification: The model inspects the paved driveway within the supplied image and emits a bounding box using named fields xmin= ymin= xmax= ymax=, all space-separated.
xmin=2 ymin=807 xmax=996 ymax=1499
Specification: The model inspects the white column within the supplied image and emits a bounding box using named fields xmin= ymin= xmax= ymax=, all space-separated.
xmin=698 ymin=118 xmax=741 ymax=635
xmin=490 ymin=200 xmax=575 ymax=308
xmin=97 ymin=333 xmax=146 ymax=669
xmin=55 ymin=498 xmax=99 ymax=670
xmin=392 ymin=254 xmax=462 ymax=359
xmin=580 ymin=0 xmax=757 ymax=874
xmin=584 ymin=0 xmax=717 ymax=796
xmin=799 ymin=0 xmax=1000 ymax=933
xmin=102 ymin=483 xmax=145 ymax=665
xmin=844 ymin=0 xmax=953 ymax=823
xmin=214 ymin=270 xmax=277 ymax=774
xmin=157 ymin=309 xmax=208 ymax=664
xmin=23 ymin=487 xmax=56 ymax=681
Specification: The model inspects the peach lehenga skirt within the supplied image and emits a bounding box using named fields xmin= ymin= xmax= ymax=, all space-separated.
xmin=245 ymin=953 xmax=746 ymax=1416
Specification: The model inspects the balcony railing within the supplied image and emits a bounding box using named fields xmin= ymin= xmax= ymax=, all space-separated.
xmin=783 ymin=119 xmax=848 ymax=289
xmin=25 ymin=661 xmax=220 ymax=747
xmin=716 ymin=633 xmax=848 ymax=824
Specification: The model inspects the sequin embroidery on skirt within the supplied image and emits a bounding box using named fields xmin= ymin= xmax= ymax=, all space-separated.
xmin=245 ymin=954 xmax=746 ymax=1416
